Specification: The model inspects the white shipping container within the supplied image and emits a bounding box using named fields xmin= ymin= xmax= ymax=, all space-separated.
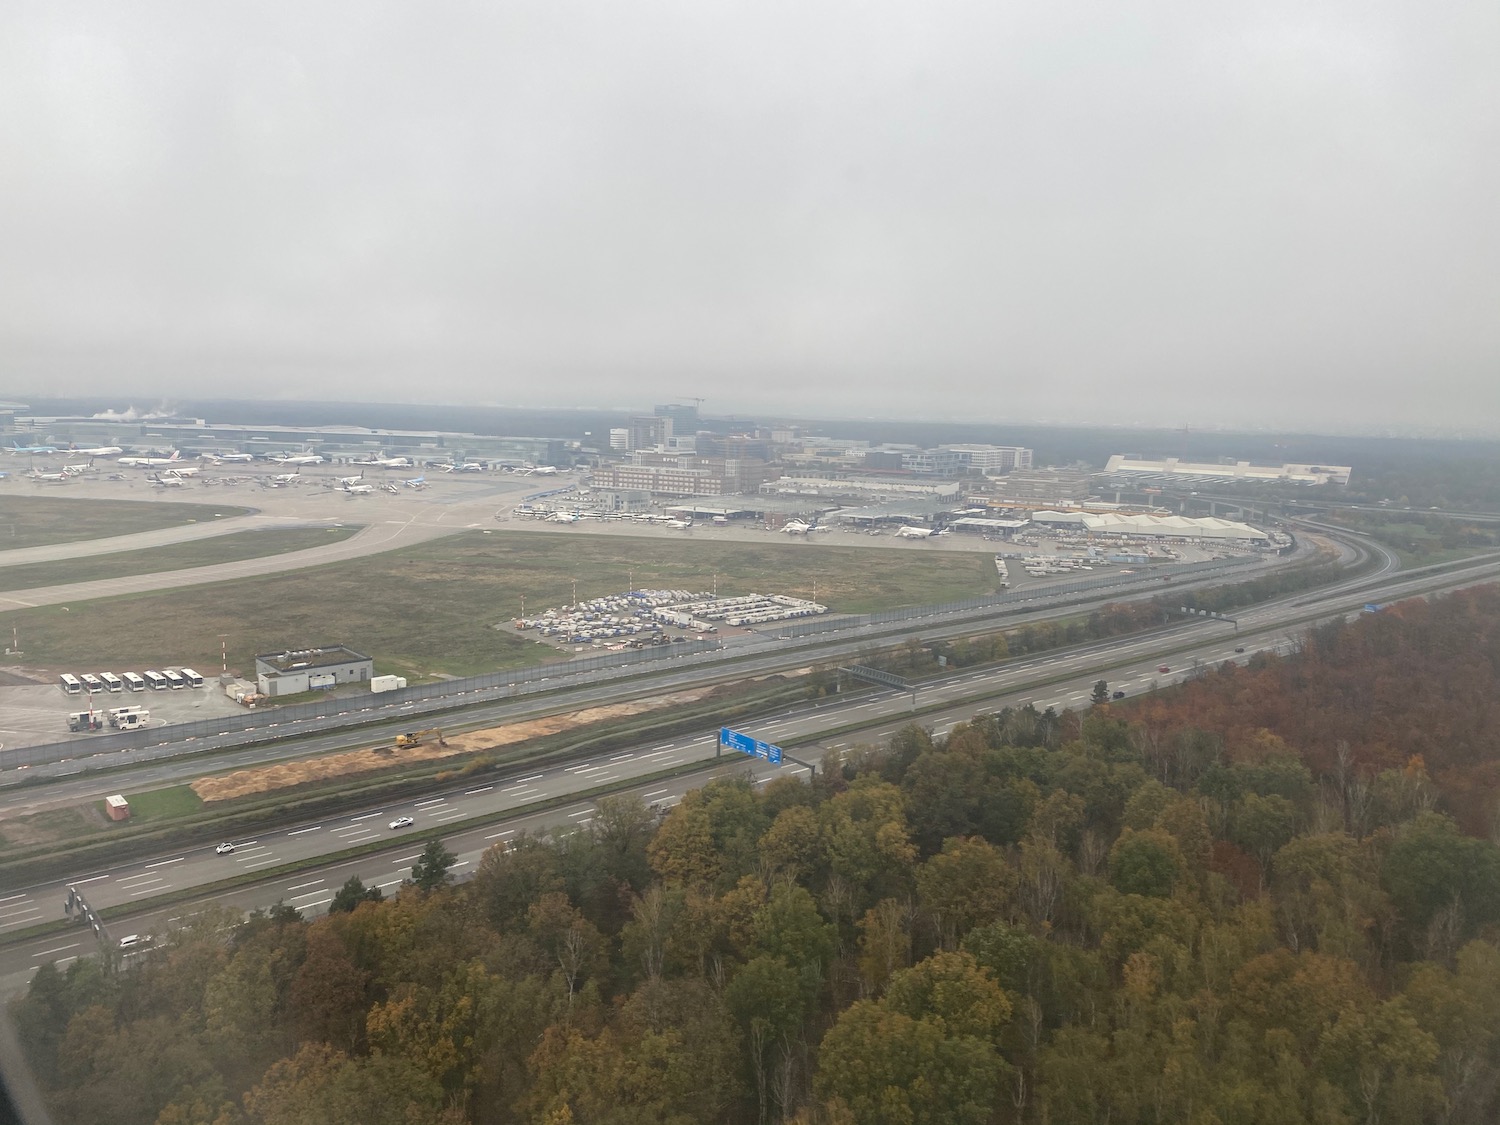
xmin=370 ymin=674 xmax=407 ymax=693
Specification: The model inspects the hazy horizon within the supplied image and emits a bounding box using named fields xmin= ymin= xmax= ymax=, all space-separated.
xmin=4 ymin=3 xmax=1498 ymax=435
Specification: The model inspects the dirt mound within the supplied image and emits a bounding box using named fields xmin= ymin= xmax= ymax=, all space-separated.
xmin=190 ymin=684 xmax=720 ymax=803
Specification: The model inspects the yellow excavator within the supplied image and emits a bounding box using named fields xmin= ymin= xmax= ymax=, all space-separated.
xmin=395 ymin=727 xmax=446 ymax=749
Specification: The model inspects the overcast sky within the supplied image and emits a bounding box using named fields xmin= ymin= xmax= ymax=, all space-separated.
xmin=2 ymin=2 xmax=1497 ymax=433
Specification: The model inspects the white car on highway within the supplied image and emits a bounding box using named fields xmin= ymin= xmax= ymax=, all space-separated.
xmin=389 ymin=816 xmax=415 ymax=830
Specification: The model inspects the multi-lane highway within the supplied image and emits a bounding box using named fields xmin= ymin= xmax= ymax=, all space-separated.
xmin=4 ymin=521 xmax=1500 ymax=997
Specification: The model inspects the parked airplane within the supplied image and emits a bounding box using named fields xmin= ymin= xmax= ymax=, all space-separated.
xmin=340 ymin=483 xmax=374 ymax=495
xmin=896 ymin=526 xmax=945 ymax=539
xmin=782 ymin=520 xmax=811 ymax=535
xmin=352 ymin=452 xmax=411 ymax=468
xmin=209 ymin=452 xmax=255 ymax=463
xmin=271 ymin=472 xmax=300 ymax=485
xmin=401 ymin=476 xmax=426 ymax=489
xmin=663 ymin=519 xmax=693 ymax=530
xmin=163 ymin=464 xmax=201 ymax=478
xmin=148 ymin=473 xmax=185 ymax=487
xmin=336 ymin=474 xmax=365 ymax=488
xmin=117 ymin=451 xmax=181 ymax=468
xmin=442 ymin=462 xmax=485 ymax=473
xmin=272 ymin=452 xmax=325 ymax=466
xmin=10 ymin=442 xmax=59 ymax=454
xmin=547 ymin=511 xmax=580 ymax=523
xmin=28 ymin=468 xmax=73 ymax=482
xmin=68 ymin=444 xmax=123 ymax=456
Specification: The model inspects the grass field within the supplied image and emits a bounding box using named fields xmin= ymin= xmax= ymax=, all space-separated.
xmin=0 ymin=494 xmax=250 ymax=550
xmin=0 ymin=529 xmax=1000 ymax=678
xmin=0 ymin=526 xmax=358 ymax=591
xmin=116 ymin=785 xmax=204 ymax=822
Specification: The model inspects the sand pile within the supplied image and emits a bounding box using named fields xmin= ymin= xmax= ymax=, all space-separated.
xmin=190 ymin=684 xmax=720 ymax=802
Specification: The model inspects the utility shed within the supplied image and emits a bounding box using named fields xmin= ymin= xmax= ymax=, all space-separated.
xmin=104 ymin=795 xmax=130 ymax=821
xmin=255 ymin=645 xmax=373 ymax=698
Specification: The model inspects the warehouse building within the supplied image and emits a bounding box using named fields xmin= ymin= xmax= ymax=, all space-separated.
xmin=1101 ymin=456 xmax=1352 ymax=486
xmin=1029 ymin=511 xmax=1270 ymax=544
xmin=255 ymin=645 xmax=374 ymax=697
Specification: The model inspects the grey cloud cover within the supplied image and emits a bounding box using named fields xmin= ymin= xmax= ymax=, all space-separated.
xmin=2 ymin=1 xmax=1497 ymax=432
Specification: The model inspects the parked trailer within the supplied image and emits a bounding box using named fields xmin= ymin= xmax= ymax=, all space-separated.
xmin=122 ymin=672 xmax=147 ymax=692
xmin=60 ymin=673 xmax=83 ymax=695
xmin=143 ymin=670 xmax=168 ymax=690
xmin=162 ymin=669 xmax=186 ymax=690
xmin=370 ymin=674 xmax=408 ymax=693
xmin=179 ymin=668 xmax=205 ymax=688
xmin=100 ymin=672 xmax=124 ymax=693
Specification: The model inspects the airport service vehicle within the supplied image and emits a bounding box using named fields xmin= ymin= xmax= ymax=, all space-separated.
xmin=108 ymin=705 xmax=147 ymax=727
xmin=67 ymin=711 xmax=104 ymax=732
xmin=116 ymin=710 xmax=151 ymax=731
xmin=389 ymin=816 xmax=415 ymax=830
xmin=395 ymin=728 xmax=445 ymax=748
xmin=59 ymin=673 xmax=83 ymax=695
xmin=99 ymin=672 xmax=124 ymax=693
xmin=122 ymin=672 xmax=146 ymax=691
xmin=215 ymin=842 xmax=236 ymax=854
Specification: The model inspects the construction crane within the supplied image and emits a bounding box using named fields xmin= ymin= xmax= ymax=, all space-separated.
xmin=395 ymin=728 xmax=446 ymax=748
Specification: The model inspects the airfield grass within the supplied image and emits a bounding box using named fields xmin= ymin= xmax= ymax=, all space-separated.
xmin=114 ymin=785 xmax=204 ymax=823
xmin=0 ymin=529 xmax=1001 ymax=678
xmin=0 ymin=494 xmax=250 ymax=550
xmin=0 ymin=526 xmax=358 ymax=591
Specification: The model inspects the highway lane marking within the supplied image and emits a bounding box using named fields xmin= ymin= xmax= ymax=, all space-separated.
xmin=415 ymin=797 xmax=447 ymax=808
xmin=376 ymin=878 xmax=405 ymax=890
xmin=289 ymin=889 xmax=333 ymax=904
xmin=242 ymin=857 xmax=281 ymax=870
xmin=0 ymin=905 xmax=43 ymax=923
xmin=643 ymin=789 xmax=669 ymax=798
xmin=69 ymin=874 xmax=110 ymax=885
xmin=286 ymin=879 xmax=325 ymax=891
xmin=563 ymin=762 xmax=595 ymax=773
xmin=129 ymin=883 xmax=169 ymax=897
xmin=287 ymin=825 xmax=323 ymax=836
xmin=465 ymin=786 xmax=494 ymax=794
xmin=567 ymin=808 xmax=595 ymax=818
xmin=507 ymin=787 xmax=539 ymax=798
xmin=0 ymin=893 xmax=27 ymax=904
xmin=484 ymin=829 xmax=516 ymax=841
xmin=144 ymin=856 xmax=186 ymax=869
xmin=118 ymin=872 xmax=164 ymax=885
xmin=30 ymin=956 xmax=77 ymax=971
xmin=34 ymin=942 xmax=80 ymax=957
xmin=609 ymin=751 xmax=635 ymax=761
xmin=429 ymin=810 xmax=468 ymax=822
xmin=643 ymin=748 xmax=678 ymax=759
xmin=350 ymin=811 xmax=385 ymax=822
xmin=590 ymin=772 xmax=619 ymax=783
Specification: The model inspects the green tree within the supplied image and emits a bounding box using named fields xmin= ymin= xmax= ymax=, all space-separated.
xmin=1091 ymin=679 xmax=1110 ymax=705
xmin=1108 ymin=827 xmax=1184 ymax=899
xmin=408 ymin=838 xmax=457 ymax=892
xmin=328 ymin=875 xmax=383 ymax=915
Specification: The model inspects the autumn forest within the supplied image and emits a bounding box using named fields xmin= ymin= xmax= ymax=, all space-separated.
xmin=13 ymin=584 xmax=1500 ymax=1125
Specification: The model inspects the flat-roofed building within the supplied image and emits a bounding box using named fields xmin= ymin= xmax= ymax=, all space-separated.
xmin=255 ymin=645 xmax=374 ymax=697
xmin=1102 ymin=456 xmax=1352 ymax=486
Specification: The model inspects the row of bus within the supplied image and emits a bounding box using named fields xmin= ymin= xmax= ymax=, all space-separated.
xmin=59 ymin=669 xmax=205 ymax=694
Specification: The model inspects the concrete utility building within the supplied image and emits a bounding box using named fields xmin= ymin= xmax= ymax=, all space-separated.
xmin=1102 ymin=456 xmax=1352 ymax=486
xmin=1030 ymin=510 xmax=1270 ymax=543
xmin=254 ymin=645 xmax=374 ymax=697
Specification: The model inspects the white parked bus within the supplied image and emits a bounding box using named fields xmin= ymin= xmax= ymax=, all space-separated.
xmin=122 ymin=672 xmax=147 ymax=692
xmin=60 ymin=673 xmax=83 ymax=695
xmin=179 ymin=667 xmax=205 ymax=688
xmin=100 ymin=672 xmax=124 ymax=693
xmin=80 ymin=673 xmax=104 ymax=693
xmin=143 ymin=670 xmax=169 ymax=691
xmin=162 ymin=669 xmax=186 ymax=690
